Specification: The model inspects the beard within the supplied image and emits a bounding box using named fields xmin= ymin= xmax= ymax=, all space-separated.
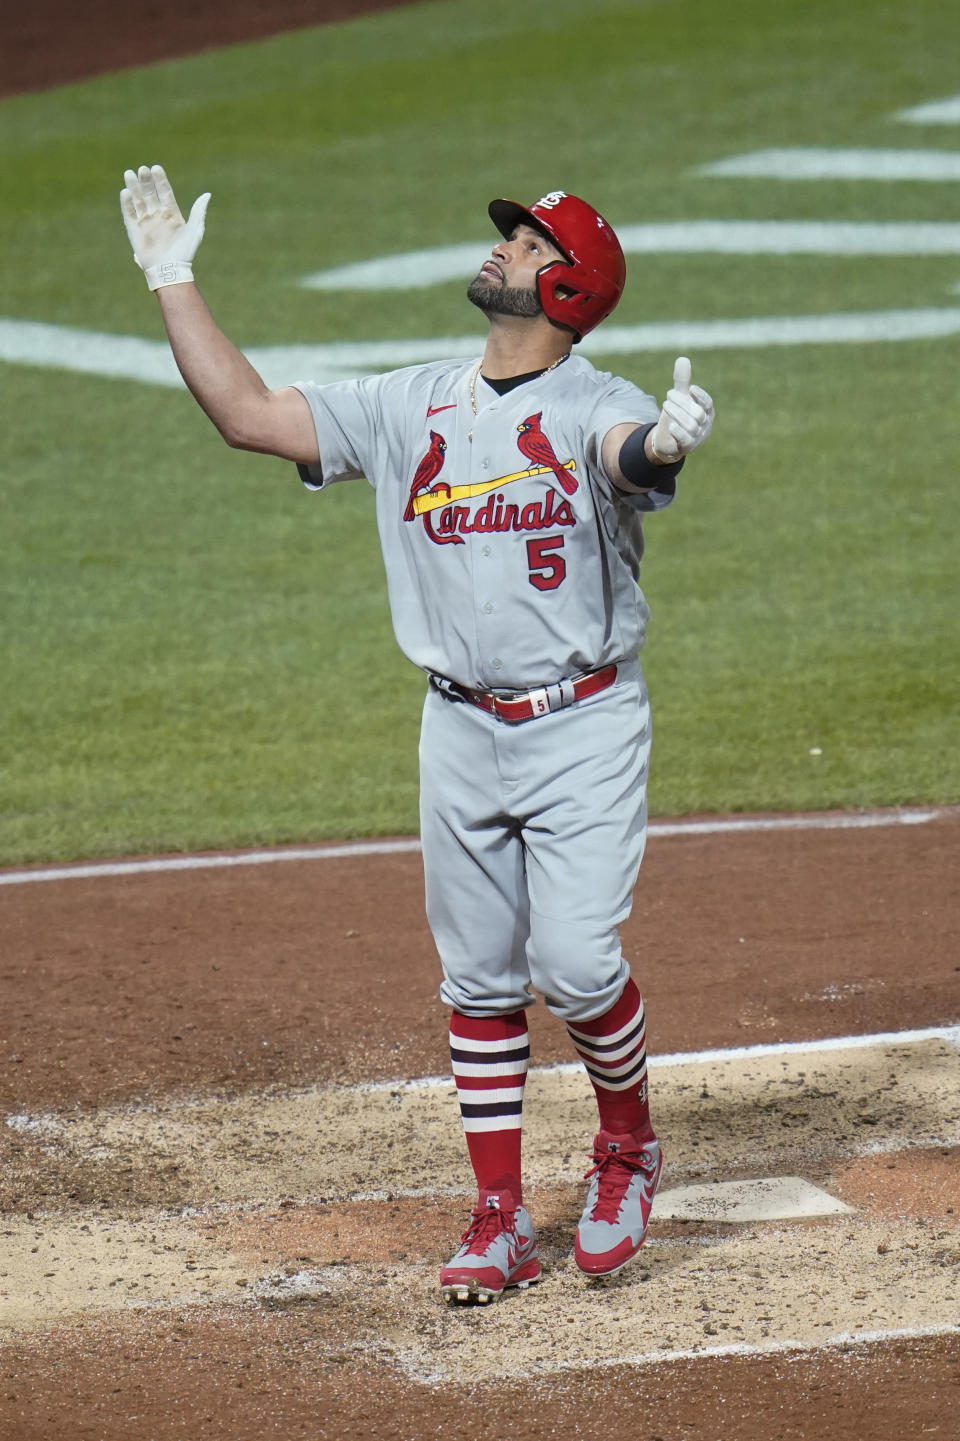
xmin=467 ymin=274 xmax=543 ymax=319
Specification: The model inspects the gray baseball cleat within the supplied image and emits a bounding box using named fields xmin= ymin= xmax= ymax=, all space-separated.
xmin=574 ymin=1132 xmax=663 ymax=1277
xmin=440 ymin=1192 xmax=542 ymax=1304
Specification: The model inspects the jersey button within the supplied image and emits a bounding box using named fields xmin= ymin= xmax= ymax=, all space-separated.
xmin=482 ymin=602 xmax=493 ymax=614
xmin=481 ymin=458 xmax=490 ymax=470
xmin=492 ymin=658 xmax=503 ymax=670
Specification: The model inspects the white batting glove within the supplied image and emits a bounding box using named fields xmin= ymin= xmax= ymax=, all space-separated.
xmin=650 ymin=356 xmax=715 ymax=462
xmin=120 ymin=164 xmax=211 ymax=291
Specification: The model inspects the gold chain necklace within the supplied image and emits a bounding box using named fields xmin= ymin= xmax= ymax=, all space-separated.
xmin=469 ymin=352 xmax=570 ymax=417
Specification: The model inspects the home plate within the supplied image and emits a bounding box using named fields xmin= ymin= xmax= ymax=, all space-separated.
xmin=655 ymin=1176 xmax=853 ymax=1223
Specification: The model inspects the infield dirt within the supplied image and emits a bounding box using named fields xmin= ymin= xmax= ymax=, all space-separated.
xmin=2 ymin=810 xmax=959 ymax=1439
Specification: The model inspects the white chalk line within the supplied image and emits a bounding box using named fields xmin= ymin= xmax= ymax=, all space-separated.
xmin=650 ymin=1021 xmax=960 ymax=1070
xmin=9 ymin=1022 xmax=958 ymax=1131
xmin=0 ymin=837 xmax=424 ymax=886
xmin=353 ymin=1022 xmax=960 ymax=1096
xmin=0 ymin=807 xmax=945 ymax=887
xmin=5 ymin=1024 xmax=957 ymax=1357
xmin=485 ymin=1323 xmax=960 ymax=1380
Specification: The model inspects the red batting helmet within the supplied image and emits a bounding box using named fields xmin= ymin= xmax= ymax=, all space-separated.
xmin=488 ymin=190 xmax=626 ymax=341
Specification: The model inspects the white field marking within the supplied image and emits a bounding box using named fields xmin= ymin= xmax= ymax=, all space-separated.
xmin=699 ymin=147 xmax=960 ymax=181
xmin=7 ymin=1022 xmax=958 ymax=1128
xmin=528 ymin=1324 xmax=960 ymax=1378
xmin=646 ymin=808 xmax=940 ymax=837
xmin=6 ymin=309 xmax=960 ymax=390
xmin=0 ymin=837 xmax=423 ymax=886
xmin=300 ymin=221 xmax=960 ymax=290
xmin=648 ymin=1021 xmax=960 ymax=1070
xmin=4 ymin=1027 xmax=957 ymax=1243
xmin=0 ymin=807 xmax=944 ymax=887
xmin=897 ymin=94 xmax=960 ymax=125
xmin=351 ymin=1022 xmax=960 ymax=1096
xmin=5 ymin=1034 xmax=957 ymax=1344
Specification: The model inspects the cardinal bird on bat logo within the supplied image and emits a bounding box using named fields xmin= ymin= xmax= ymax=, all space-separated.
xmin=403 ymin=416 xmax=579 ymax=547
xmin=516 ymin=413 xmax=578 ymax=495
xmin=404 ymin=430 xmax=448 ymax=522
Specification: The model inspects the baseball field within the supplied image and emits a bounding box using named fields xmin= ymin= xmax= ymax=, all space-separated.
xmin=1 ymin=0 xmax=958 ymax=1436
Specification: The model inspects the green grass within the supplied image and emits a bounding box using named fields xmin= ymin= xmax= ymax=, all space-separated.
xmin=1 ymin=0 xmax=959 ymax=861
xmin=635 ymin=343 xmax=959 ymax=814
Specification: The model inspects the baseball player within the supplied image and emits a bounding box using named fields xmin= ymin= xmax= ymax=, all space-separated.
xmin=120 ymin=167 xmax=715 ymax=1304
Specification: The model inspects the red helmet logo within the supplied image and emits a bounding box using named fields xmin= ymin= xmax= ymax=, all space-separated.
xmin=488 ymin=191 xmax=626 ymax=341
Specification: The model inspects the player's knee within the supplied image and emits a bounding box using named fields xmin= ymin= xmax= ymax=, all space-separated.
xmin=435 ymin=937 xmax=533 ymax=1014
xmin=525 ymin=915 xmax=628 ymax=1023
xmin=438 ymin=970 xmax=532 ymax=1016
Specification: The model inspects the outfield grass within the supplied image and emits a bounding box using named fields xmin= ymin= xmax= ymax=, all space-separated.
xmin=1 ymin=0 xmax=958 ymax=862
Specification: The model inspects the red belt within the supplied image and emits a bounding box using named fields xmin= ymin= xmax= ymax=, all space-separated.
xmin=457 ymin=665 xmax=618 ymax=724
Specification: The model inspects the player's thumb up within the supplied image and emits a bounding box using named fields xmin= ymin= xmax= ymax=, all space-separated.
xmin=672 ymin=356 xmax=692 ymax=394
xmin=650 ymin=355 xmax=715 ymax=461
xmin=649 ymin=356 xmax=691 ymax=461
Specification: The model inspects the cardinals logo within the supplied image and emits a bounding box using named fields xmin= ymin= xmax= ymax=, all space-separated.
xmin=403 ymin=430 xmax=449 ymax=523
xmin=404 ymin=417 xmax=578 ymax=547
xmin=516 ymin=413 xmax=578 ymax=496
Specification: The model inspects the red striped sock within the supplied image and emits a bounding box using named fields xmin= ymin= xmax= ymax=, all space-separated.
xmin=449 ymin=1010 xmax=529 ymax=1206
xmin=565 ymin=978 xmax=655 ymax=1139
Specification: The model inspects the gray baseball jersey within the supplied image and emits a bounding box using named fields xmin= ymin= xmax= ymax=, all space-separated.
xmin=294 ymin=354 xmax=674 ymax=692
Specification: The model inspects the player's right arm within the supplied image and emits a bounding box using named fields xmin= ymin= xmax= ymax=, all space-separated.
xmin=120 ymin=165 xmax=319 ymax=464
xmin=153 ymin=283 xmax=318 ymax=461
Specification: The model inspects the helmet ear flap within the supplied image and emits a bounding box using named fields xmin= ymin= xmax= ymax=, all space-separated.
xmin=536 ymin=266 xmax=587 ymax=341
xmin=543 ymin=270 xmax=578 ymax=304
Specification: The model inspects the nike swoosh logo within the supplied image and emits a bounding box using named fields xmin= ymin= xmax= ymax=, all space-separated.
xmin=427 ymin=403 xmax=457 ymax=417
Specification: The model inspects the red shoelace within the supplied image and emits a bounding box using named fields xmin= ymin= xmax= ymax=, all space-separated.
xmin=584 ymin=1146 xmax=656 ymax=1224
xmin=459 ymin=1204 xmax=517 ymax=1253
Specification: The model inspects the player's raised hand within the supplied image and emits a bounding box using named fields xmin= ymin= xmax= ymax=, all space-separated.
xmin=120 ymin=165 xmax=211 ymax=291
xmin=650 ymin=356 xmax=715 ymax=461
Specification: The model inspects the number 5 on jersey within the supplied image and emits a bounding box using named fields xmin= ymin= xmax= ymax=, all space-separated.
xmin=527 ymin=535 xmax=566 ymax=591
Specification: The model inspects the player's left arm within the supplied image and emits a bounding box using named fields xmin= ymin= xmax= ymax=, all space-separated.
xmin=603 ymin=356 xmax=715 ymax=494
